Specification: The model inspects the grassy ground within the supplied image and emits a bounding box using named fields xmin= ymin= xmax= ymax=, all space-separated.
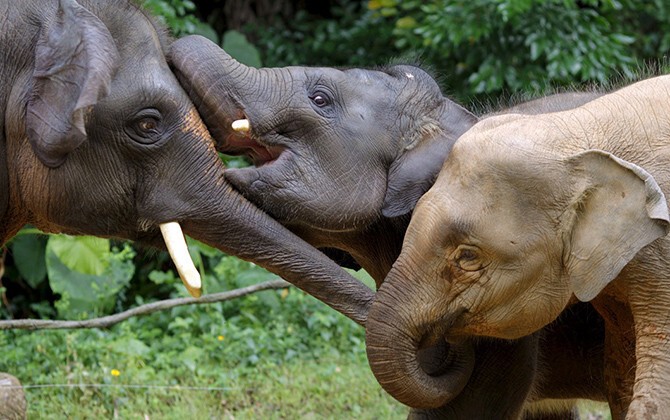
xmin=0 ymin=276 xmax=611 ymax=419
xmin=10 ymin=351 xmax=611 ymax=419
xmin=17 ymin=352 xmax=406 ymax=419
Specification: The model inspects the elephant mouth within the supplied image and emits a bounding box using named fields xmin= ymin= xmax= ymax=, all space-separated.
xmin=220 ymin=113 xmax=285 ymax=167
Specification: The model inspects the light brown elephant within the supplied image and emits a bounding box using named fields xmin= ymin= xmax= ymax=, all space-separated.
xmin=365 ymin=74 xmax=670 ymax=419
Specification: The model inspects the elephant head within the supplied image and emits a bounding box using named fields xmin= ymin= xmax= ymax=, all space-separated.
xmin=1 ymin=0 xmax=372 ymax=321
xmin=364 ymin=92 xmax=670 ymax=407
xmin=168 ymin=35 xmax=478 ymax=234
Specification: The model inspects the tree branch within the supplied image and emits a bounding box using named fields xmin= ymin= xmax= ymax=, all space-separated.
xmin=0 ymin=279 xmax=290 ymax=330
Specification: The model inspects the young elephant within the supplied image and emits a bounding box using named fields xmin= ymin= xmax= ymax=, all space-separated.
xmin=0 ymin=0 xmax=372 ymax=323
xmin=170 ymin=35 xmax=605 ymax=417
xmin=365 ymin=75 xmax=670 ymax=419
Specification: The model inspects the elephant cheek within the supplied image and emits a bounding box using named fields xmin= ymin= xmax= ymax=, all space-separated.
xmin=180 ymin=109 xmax=215 ymax=150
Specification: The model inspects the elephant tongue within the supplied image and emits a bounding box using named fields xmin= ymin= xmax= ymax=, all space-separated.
xmin=159 ymin=222 xmax=202 ymax=297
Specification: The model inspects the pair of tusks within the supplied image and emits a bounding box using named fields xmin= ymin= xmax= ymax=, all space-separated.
xmin=161 ymin=120 xmax=250 ymax=298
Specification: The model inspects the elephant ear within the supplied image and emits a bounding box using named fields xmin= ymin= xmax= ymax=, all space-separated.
xmin=382 ymin=100 xmax=477 ymax=218
xmin=26 ymin=0 xmax=119 ymax=168
xmin=563 ymin=150 xmax=670 ymax=302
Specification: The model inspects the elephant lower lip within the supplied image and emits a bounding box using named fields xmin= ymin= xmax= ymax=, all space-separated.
xmin=250 ymin=145 xmax=284 ymax=166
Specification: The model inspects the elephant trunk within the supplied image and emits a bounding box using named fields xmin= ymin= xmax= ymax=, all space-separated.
xmin=168 ymin=35 xmax=261 ymax=153
xmin=365 ymin=263 xmax=474 ymax=408
xmin=180 ymin=178 xmax=373 ymax=325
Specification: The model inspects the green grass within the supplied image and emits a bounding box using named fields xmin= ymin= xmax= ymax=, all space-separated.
xmin=15 ymin=352 xmax=405 ymax=419
xmin=0 ymin=272 xmax=610 ymax=419
xmin=0 ymin=283 xmax=407 ymax=419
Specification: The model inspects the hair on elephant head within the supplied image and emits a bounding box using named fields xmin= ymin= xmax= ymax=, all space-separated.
xmin=1 ymin=0 xmax=372 ymax=321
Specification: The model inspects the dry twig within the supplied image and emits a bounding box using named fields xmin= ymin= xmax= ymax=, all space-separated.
xmin=0 ymin=279 xmax=290 ymax=330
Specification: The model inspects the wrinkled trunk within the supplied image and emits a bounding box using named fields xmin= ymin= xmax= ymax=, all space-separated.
xmin=365 ymin=264 xmax=474 ymax=408
xmin=181 ymin=177 xmax=373 ymax=325
xmin=168 ymin=36 xmax=261 ymax=153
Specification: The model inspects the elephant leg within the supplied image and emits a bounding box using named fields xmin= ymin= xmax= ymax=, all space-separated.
xmin=408 ymin=335 xmax=539 ymax=419
xmin=626 ymin=275 xmax=670 ymax=419
xmin=591 ymin=293 xmax=636 ymax=419
xmin=531 ymin=302 xmax=605 ymax=401
xmin=522 ymin=401 xmax=580 ymax=420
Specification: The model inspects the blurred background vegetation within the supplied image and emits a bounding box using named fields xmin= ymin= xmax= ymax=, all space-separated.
xmin=1 ymin=0 xmax=666 ymax=417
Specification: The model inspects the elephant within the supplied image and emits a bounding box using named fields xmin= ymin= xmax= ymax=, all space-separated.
xmin=363 ymin=74 xmax=670 ymax=419
xmin=0 ymin=0 xmax=373 ymax=330
xmin=168 ymin=35 xmax=606 ymax=418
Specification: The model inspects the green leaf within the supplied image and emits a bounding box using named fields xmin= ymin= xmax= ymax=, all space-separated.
xmin=10 ymin=234 xmax=47 ymax=288
xmin=108 ymin=337 xmax=151 ymax=357
xmin=221 ymin=30 xmax=262 ymax=68
xmin=46 ymin=240 xmax=135 ymax=319
xmin=47 ymin=235 xmax=109 ymax=276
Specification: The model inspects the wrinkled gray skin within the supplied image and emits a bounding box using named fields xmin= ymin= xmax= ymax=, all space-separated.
xmin=0 ymin=0 xmax=372 ymax=326
xmin=170 ymin=35 xmax=605 ymax=418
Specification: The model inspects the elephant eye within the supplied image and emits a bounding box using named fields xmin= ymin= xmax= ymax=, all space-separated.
xmin=137 ymin=118 xmax=158 ymax=133
xmin=454 ymin=245 xmax=485 ymax=272
xmin=310 ymin=94 xmax=328 ymax=107
xmin=126 ymin=108 xmax=163 ymax=144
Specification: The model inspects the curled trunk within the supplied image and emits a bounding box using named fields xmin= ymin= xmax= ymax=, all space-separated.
xmin=365 ymin=267 xmax=474 ymax=408
xmin=168 ymin=35 xmax=258 ymax=152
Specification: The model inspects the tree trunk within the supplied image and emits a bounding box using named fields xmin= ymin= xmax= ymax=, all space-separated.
xmin=0 ymin=373 xmax=26 ymax=420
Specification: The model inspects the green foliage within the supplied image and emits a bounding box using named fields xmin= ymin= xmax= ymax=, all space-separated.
xmin=142 ymin=0 xmax=218 ymax=41
xmin=255 ymin=2 xmax=398 ymax=68
xmin=222 ymin=31 xmax=262 ymax=68
xmin=377 ymin=0 xmax=641 ymax=98
xmin=10 ymin=233 xmax=47 ymax=288
xmin=251 ymin=0 xmax=669 ymax=103
xmin=46 ymin=239 xmax=135 ymax=319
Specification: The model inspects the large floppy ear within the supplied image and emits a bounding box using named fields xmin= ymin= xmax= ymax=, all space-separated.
xmin=563 ymin=150 xmax=669 ymax=302
xmin=26 ymin=0 xmax=119 ymax=168
xmin=382 ymin=100 xmax=477 ymax=218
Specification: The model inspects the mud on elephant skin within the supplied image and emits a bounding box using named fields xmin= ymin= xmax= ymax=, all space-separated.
xmin=169 ymin=35 xmax=605 ymax=417
xmin=0 ymin=0 xmax=372 ymax=324
xmin=365 ymin=75 xmax=670 ymax=419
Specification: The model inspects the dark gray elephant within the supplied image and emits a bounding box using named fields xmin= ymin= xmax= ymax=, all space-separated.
xmin=170 ymin=35 xmax=606 ymax=418
xmin=0 ymin=0 xmax=372 ymax=326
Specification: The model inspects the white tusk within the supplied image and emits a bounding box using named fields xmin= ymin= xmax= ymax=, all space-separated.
xmin=232 ymin=119 xmax=250 ymax=132
xmin=159 ymin=222 xmax=202 ymax=298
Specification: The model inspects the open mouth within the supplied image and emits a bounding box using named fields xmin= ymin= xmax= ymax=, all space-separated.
xmin=225 ymin=114 xmax=285 ymax=167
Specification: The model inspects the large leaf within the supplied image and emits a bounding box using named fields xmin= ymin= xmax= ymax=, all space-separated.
xmin=46 ymin=239 xmax=135 ymax=319
xmin=221 ymin=30 xmax=262 ymax=68
xmin=10 ymin=234 xmax=47 ymax=288
xmin=47 ymin=235 xmax=110 ymax=275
